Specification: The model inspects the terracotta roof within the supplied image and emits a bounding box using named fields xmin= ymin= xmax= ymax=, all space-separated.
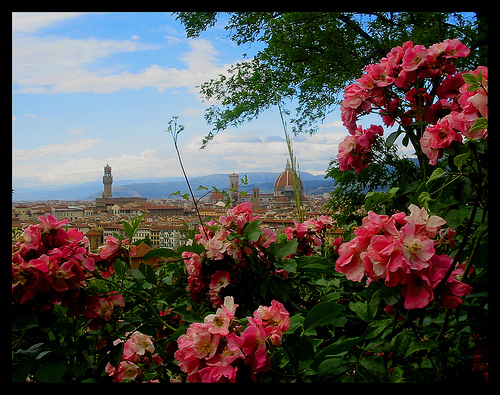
xmin=210 ymin=192 xmax=224 ymax=200
xmin=274 ymin=170 xmax=294 ymax=190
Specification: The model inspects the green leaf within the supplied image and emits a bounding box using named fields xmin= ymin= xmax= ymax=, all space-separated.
xmin=12 ymin=310 xmax=38 ymax=332
xmin=359 ymin=356 xmax=386 ymax=382
xmin=278 ymin=258 xmax=297 ymax=274
xmin=388 ymin=187 xmax=399 ymax=197
xmin=34 ymin=358 xmax=66 ymax=383
xmin=391 ymin=331 xmax=414 ymax=358
xmin=295 ymin=255 xmax=336 ymax=275
xmin=131 ymin=268 xmax=145 ymax=281
xmin=121 ymin=215 xmax=142 ymax=241
xmin=467 ymin=83 xmax=480 ymax=92
xmin=297 ymin=335 xmax=315 ymax=361
xmin=12 ymin=359 xmax=36 ymax=382
xmin=269 ymin=277 xmax=291 ymax=301
xmin=468 ymin=117 xmax=488 ymax=133
xmin=14 ymin=342 xmax=44 ymax=356
xmin=242 ymin=219 xmax=263 ymax=242
xmin=145 ymin=264 xmax=157 ymax=284
xmin=349 ymin=301 xmax=367 ymax=321
xmin=311 ymin=337 xmax=361 ymax=371
xmin=272 ymin=238 xmax=298 ymax=259
xmin=477 ymin=70 xmax=483 ymax=83
xmin=453 ymin=152 xmax=471 ymax=169
xmin=444 ymin=208 xmax=468 ymax=229
xmin=461 ymin=73 xmax=478 ymax=85
xmin=137 ymin=262 xmax=156 ymax=283
xmin=364 ymin=318 xmax=392 ymax=339
xmin=114 ymin=258 xmax=126 ymax=276
xmin=317 ymin=354 xmax=357 ymax=377
xmin=385 ymin=128 xmax=403 ymax=148
xmin=123 ymin=221 xmax=133 ymax=240
xmin=417 ymin=191 xmax=432 ymax=209
xmin=426 ymin=167 xmax=445 ymax=185
xmin=402 ymin=133 xmax=410 ymax=147
xmin=288 ymin=314 xmax=305 ymax=333
xmin=176 ymin=243 xmax=205 ymax=255
xmin=349 ymin=288 xmax=381 ymax=323
xmin=143 ymin=248 xmax=178 ymax=261
xmin=405 ymin=339 xmax=439 ymax=357
xmin=303 ymin=301 xmax=345 ymax=332
xmin=364 ymin=192 xmax=375 ymax=212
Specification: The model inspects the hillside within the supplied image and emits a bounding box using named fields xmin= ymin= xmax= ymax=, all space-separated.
xmin=84 ymin=172 xmax=336 ymax=200
xmin=12 ymin=172 xmax=336 ymax=202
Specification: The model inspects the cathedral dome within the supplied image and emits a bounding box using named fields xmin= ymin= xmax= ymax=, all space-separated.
xmin=274 ymin=162 xmax=303 ymax=192
xmin=274 ymin=162 xmax=293 ymax=190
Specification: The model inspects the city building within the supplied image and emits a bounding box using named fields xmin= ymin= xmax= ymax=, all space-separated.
xmin=238 ymin=161 xmax=305 ymax=208
xmin=52 ymin=206 xmax=85 ymax=221
xmin=85 ymin=227 xmax=104 ymax=252
xmin=95 ymin=163 xmax=147 ymax=210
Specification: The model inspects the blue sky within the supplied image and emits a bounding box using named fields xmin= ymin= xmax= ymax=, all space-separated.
xmin=12 ymin=12 xmax=397 ymax=190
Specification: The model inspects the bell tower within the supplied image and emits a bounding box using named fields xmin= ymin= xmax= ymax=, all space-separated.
xmin=229 ymin=172 xmax=239 ymax=204
xmin=102 ymin=163 xmax=113 ymax=199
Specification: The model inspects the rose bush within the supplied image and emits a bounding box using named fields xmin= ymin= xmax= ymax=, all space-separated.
xmin=331 ymin=38 xmax=487 ymax=382
xmin=12 ymin=38 xmax=487 ymax=383
xmin=174 ymin=296 xmax=289 ymax=382
xmin=12 ymin=215 xmax=96 ymax=312
xmin=335 ymin=205 xmax=472 ymax=310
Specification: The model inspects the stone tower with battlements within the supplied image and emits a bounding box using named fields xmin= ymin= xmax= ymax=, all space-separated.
xmin=102 ymin=163 xmax=113 ymax=199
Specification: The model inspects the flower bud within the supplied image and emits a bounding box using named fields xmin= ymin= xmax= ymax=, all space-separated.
xmin=269 ymin=333 xmax=282 ymax=347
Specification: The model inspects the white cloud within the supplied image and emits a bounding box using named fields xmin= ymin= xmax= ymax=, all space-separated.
xmin=13 ymin=138 xmax=101 ymax=162
xmin=13 ymin=148 xmax=181 ymax=187
xmin=12 ymin=12 xmax=86 ymax=33
xmin=13 ymin=138 xmax=102 ymax=186
xmin=320 ymin=120 xmax=344 ymax=129
xmin=163 ymin=35 xmax=183 ymax=45
xmin=181 ymin=108 xmax=202 ymax=117
xmin=13 ymin=36 xmax=143 ymax=94
xmin=23 ymin=113 xmax=49 ymax=121
xmin=13 ymin=32 xmax=232 ymax=95
xmin=180 ymin=129 xmax=345 ymax=176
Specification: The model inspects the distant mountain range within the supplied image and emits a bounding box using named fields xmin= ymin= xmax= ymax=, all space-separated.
xmin=12 ymin=172 xmax=336 ymax=202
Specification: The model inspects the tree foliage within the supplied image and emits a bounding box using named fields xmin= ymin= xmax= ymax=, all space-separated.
xmin=175 ymin=12 xmax=485 ymax=142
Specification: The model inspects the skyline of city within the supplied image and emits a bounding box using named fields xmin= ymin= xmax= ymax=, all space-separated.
xmin=12 ymin=160 xmax=339 ymax=254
